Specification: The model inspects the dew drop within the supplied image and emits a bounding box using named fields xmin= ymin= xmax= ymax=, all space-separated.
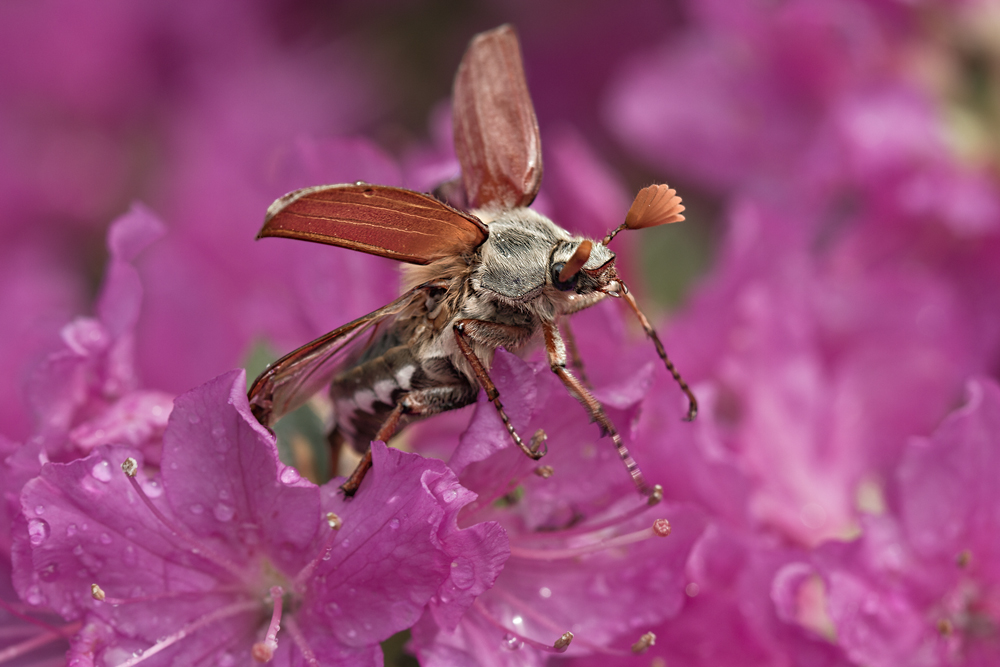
xmin=442 ymin=489 xmax=458 ymax=502
xmin=213 ymin=504 xmax=235 ymax=522
xmin=346 ymin=629 xmax=357 ymax=639
xmin=211 ymin=425 xmax=226 ymax=437
xmin=142 ymin=480 xmax=163 ymax=498
xmin=539 ymin=586 xmax=552 ymax=599
xmin=450 ymin=557 xmax=475 ymax=590
xmin=91 ymin=461 xmax=113 ymax=482
xmin=326 ymin=600 xmax=344 ymax=618
xmin=124 ymin=527 xmax=136 ymax=538
xmin=189 ymin=504 xmax=204 ymax=515
xmin=38 ymin=563 xmax=59 ymax=582
xmin=218 ymin=489 xmax=230 ymax=500
xmin=25 ymin=586 xmax=43 ymax=606
xmin=73 ymin=545 xmax=84 ymax=556
xmin=169 ymin=462 xmax=179 ymax=470
xmin=341 ymin=539 xmax=350 ymax=549
xmin=389 ymin=518 xmax=400 ymax=530
xmin=280 ymin=467 xmax=301 ymax=484
xmin=34 ymin=504 xmax=45 ymax=515
xmin=100 ymin=533 xmax=112 ymax=545
xmin=188 ymin=414 xmax=201 ymax=424
xmin=501 ymin=633 xmax=523 ymax=651
xmin=124 ymin=545 xmax=137 ymax=566
xmin=387 ymin=495 xmax=399 ymax=505
xmin=27 ymin=518 xmax=50 ymax=545
xmin=66 ymin=524 xmax=78 ymax=537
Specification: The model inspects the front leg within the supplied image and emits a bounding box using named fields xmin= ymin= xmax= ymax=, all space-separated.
xmin=542 ymin=319 xmax=654 ymax=499
xmin=453 ymin=319 xmax=547 ymax=460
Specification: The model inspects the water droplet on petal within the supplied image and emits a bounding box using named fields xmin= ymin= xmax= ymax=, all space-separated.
xmin=325 ymin=602 xmax=342 ymax=617
xmin=91 ymin=461 xmax=112 ymax=482
xmin=213 ymin=504 xmax=235 ymax=522
xmin=34 ymin=505 xmax=45 ymax=515
xmin=141 ymin=480 xmax=163 ymax=498
xmin=450 ymin=557 xmax=475 ymax=590
xmin=502 ymin=633 xmax=523 ymax=650
xmin=188 ymin=414 xmax=201 ymax=424
xmin=211 ymin=425 xmax=225 ymax=437
xmin=346 ymin=629 xmax=357 ymax=639
xmin=189 ymin=504 xmax=204 ymax=515
xmin=28 ymin=519 xmax=50 ymax=545
xmin=24 ymin=586 xmax=43 ymax=606
xmin=66 ymin=524 xmax=78 ymax=537
xmin=280 ymin=467 xmax=301 ymax=484
xmin=539 ymin=586 xmax=552 ymax=598
xmin=124 ymin=545 xmax=137 ymax=566
xmin=38 ymin=563 xmax=59 ymax=582
xmin=73 ymin=545 xmax=84 ymax=556
xmin=389 ymin=518 xmax=400 ymax=530
xmin=100 ymin=533 xmax=112 ymax=545
xmin=442 ymin=489 xmax=457 ymax=502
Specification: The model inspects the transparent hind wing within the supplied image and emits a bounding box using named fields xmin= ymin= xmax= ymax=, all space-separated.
xmin=248 ymin=287 xmax=423 ymax=427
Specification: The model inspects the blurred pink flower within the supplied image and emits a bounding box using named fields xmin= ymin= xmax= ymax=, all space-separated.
xmin=781 ymin=378 xmax=1000 ymax=666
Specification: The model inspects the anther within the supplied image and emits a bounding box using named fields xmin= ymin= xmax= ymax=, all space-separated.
xmin=956 ymin=550 xmax=971 ymax=568
xmin=937 ymin=619 xmax=954 ymax=636
xmin=91 ymin=583 xmax=105 ymax=601
xmin=326 ymin=512 xmax=342 ymax=530
xmin=553 ymin=632 xmax=574 ymax=652
xmin=534 ymin=465 xmax=554 ymax=479
xmin=631 ymin=631 xmax=656 ymax=654
xmin=121 ymin=457 xmax=138 ymax=477
xmin=647 ymin=484 xmax=663 ymax=506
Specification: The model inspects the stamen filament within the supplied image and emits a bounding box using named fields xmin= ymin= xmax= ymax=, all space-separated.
xmin=122 ymin=460 xmax=247 ymax=582
xmin=0 ymin=597 xmax=76 ymax=638
xmin=0 ymin=622 xmax=80 ymax=664
xmin=252 ymin=586 xmax=283 ymax=663
xmin=91 ymin=583 xmax=245 ymax=606
xmin=487 ymin=587 xmax=633 ymax=656
xmin=283 ymin=614 xmax=321 ymax=667
xmin=292 ymin=520 xmax=342 ymax=591
xmin=514 ymin=491 xmax=662 ymax=547
xmin=509 ymin=520 xmax=670 ymax=561
xmin=471 ymin=600 xmax=572 ymax=654
xmin=115 ymin=599 xmax=259 ymax=667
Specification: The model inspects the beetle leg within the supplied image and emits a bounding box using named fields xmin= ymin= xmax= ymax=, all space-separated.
xmin=559 ymin=316 xmax=591 ymax=388
xmin=453 ymin=320 xmax=547 ymax=460
xmin=541 ymin=319 xmax=651 ymax=497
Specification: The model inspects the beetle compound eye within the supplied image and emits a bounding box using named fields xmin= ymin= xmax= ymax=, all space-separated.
xmin=551 ymin=262 xmax=578 ymax=291
xmin=551 ymin=240 xmax=591 ymax=291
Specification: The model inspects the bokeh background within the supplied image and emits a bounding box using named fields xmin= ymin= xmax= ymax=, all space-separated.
xmin=4 ymin=0 xmax=1000 ymax=664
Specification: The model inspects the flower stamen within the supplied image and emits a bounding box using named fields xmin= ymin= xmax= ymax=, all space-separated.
xmin=283 ymin=613 xmax=321 ymax=667
xmin=510 ymin=519 xmax=671 ymax=561
xmin=251 ymin=586 xmax=284 ymax=663
xmin=115 ymin=599 xmax=259 ymax=667
xmin=471 ymin=600 xmax=574 ymax=654
xmin=121 ymin=457 xmax=247 ymax=581
xmin=292 ymin=514 xmax=343 ymax=591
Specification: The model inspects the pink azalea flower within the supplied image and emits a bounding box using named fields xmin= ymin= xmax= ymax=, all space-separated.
xmin=13 ymin=370 xmax=507 ymax=666
xmin=410 ymin=351 xmax=706 ymax=664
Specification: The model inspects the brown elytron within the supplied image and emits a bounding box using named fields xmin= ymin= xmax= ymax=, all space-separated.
xmin=248 ymin=25 xmax=696 ymax=498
